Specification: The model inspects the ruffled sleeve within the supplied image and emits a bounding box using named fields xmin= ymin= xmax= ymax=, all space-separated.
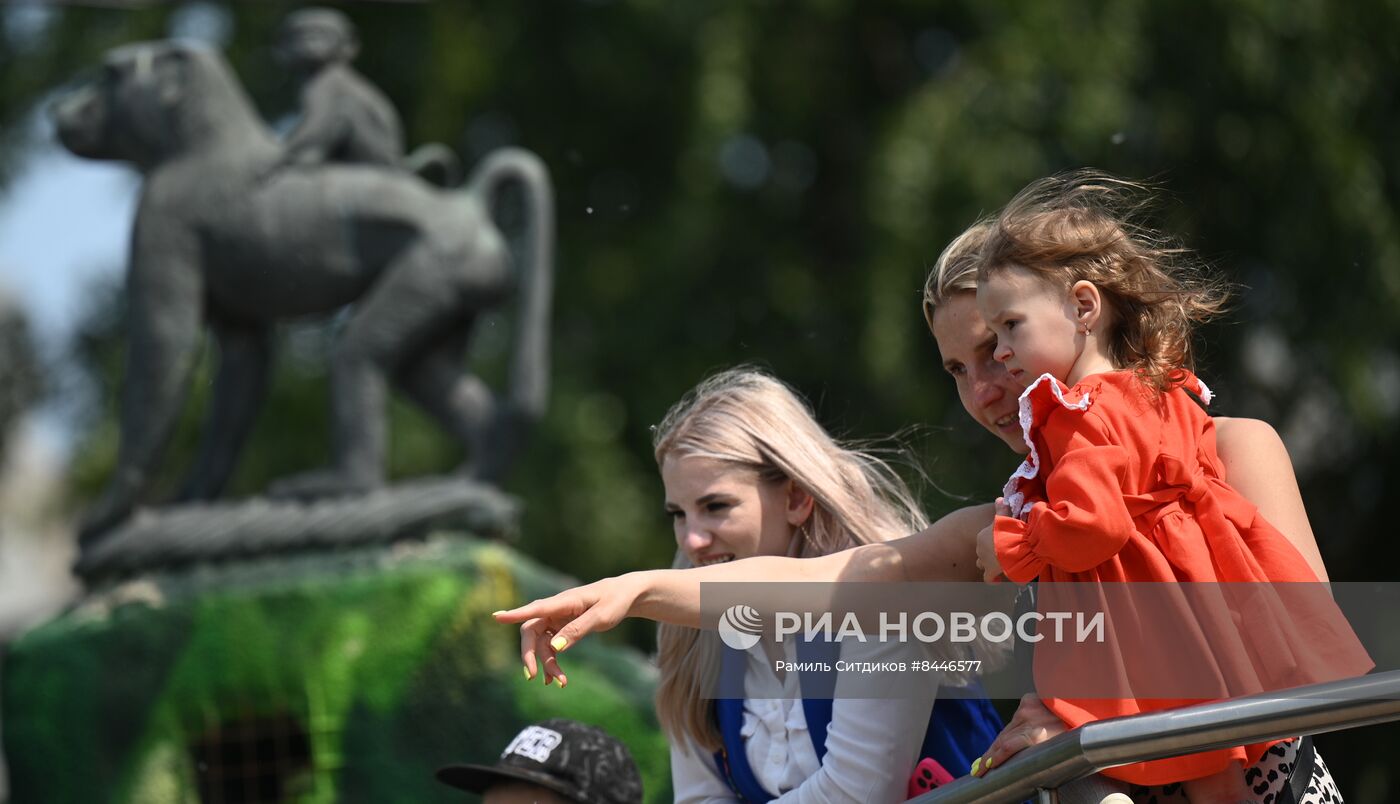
xmin=994 ymin=375 xmax=1138 ymax=583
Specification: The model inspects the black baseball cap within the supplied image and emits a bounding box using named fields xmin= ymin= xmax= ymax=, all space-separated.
xmin=436 ymin=718 xmax=643 ymax=804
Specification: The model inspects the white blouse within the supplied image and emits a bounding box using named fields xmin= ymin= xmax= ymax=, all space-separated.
xmin=670 ymin=638 xmax=936 ymax=804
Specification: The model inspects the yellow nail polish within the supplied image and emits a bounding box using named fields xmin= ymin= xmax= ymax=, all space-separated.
xmin=986 ymin=757 xmax=995 ymax=770
xmin=522 ymin=666 xmax=531 ymax=681
xmin=971 ymin=757 xmax=982 ymax=775
xmin=493 ymin=610 xmax=507 ymax=617
xmin=550 ymin=636 xmax=569 ymax=652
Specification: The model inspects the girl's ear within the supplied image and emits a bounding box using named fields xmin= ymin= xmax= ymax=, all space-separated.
xmin=785 ymin=482 xmax=815 ymax=527
xmin=1070 ymin=280 xmax=1104 ymax=332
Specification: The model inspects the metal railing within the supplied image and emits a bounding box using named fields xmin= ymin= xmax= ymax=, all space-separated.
xmin=912 ymin=670 xmax=1400 ymax=804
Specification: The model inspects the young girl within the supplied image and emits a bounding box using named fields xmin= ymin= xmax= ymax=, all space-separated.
xmin=645 ymin=368 xmax=1002 ymax=802
xmin=970 ymin=172 xmax=1372 ymax=800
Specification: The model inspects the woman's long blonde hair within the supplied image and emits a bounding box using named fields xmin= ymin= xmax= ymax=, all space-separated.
xmin=652 ymin=367 xmax=928 ymax=751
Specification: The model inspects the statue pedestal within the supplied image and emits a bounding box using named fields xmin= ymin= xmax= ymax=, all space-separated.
xmin=75 ymin=477 xmax=521 ymax=582
xmin=3 ymin=532 xmax=669 ymax=802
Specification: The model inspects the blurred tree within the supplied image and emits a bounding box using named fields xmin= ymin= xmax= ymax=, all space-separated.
xmin=0 ymin=290 xmax=41 ymax=460
xmin=8 ymin=0 xmax=1394 ymax=572
xmin=5 ymin=2 xmax=1400 ymax=793
xmin=12 ymin=0 xmax=1397 ymax=580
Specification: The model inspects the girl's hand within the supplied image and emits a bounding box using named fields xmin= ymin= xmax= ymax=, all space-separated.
xmin=975 ymin=498 xmax=1010 ymax=583
xmin=971 ymin=694 xmax=1067 ymax=777
xmin=493 ymin=573 xmax=646 ymax=687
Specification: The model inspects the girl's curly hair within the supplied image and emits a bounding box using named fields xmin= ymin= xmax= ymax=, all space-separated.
xmin=977 ymin=170 xmax=1232 ymax=393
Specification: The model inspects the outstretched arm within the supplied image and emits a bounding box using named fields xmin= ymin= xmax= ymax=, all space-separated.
xmin=496 ymin=503 xmax=992 ymax=684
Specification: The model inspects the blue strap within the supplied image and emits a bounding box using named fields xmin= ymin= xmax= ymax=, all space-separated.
xmin=712 ymin=644 xmax=1005 ymax=800
xmin=711 ymin=640 xmax=836 ymax=802
xmin=714 ymin=647 xmax=775 ymax=803
xmin=918 ymin=687 xmax=1004 ymax=777
xmin=715 ymin=698 xmax=774 ymax=803
xmin=793 ymin=638 xmax=1002 ymax=776
xmin=796 ymin=638 xmax=838 ymax=762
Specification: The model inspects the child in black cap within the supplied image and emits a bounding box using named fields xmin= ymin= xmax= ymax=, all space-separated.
xmin=436 ymin=718 xmax=643 ymax=804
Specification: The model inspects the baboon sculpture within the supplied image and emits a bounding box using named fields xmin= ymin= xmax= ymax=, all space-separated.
xmin=52 ymin=41 xmax=553 ymax=546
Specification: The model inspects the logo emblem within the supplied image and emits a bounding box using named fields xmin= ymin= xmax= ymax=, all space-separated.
xmin=502 ymin=726 xmax=562 ymax=763
xmin=718 ymin=604 xmax=764 ymax=650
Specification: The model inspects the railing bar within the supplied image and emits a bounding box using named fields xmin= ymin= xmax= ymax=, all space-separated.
xmin=913 ymin=670 xmax=1400 ymax=804
xmin=1083 ymin=673 xmax=1400 ymax=767
xmin=1084 ymin=705 xmax=1400 ymax=769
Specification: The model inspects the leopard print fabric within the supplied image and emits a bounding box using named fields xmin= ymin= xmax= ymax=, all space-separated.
xmin=1128 ymin=740 xmax=1342 ymax=804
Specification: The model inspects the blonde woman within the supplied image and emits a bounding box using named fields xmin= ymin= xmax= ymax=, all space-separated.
xmin=649 ymin=368 xmax=1000 ymax=802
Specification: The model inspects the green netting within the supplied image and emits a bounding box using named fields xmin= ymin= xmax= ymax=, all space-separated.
xmin=2 ymin=537 xmax=671 ymax=803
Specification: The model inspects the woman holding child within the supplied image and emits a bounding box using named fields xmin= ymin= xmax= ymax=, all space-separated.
xmin=501 ymin=172 xmax=1360 ymax=802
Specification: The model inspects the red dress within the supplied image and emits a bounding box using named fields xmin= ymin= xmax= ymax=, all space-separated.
xmin=993 ymin=370 xmax=1372 ymax=785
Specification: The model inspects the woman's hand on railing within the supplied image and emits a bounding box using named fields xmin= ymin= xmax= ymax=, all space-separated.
xmin=972 ymin=693 xmax=1068 ymax=776
xmin=494 ymin=573 xmax=648 ymax=686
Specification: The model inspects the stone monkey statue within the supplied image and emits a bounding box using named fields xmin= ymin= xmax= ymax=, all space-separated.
xmin=52 ymin=41 xmax=553 ymax=546
xmin=272 ymin=7 xmax=460 ymax=185
xmin=274 ymin=7 xmax=402 ymax=168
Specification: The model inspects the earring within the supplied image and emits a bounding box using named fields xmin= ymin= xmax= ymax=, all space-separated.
xmin=795 ymin=520 xmax=812 ymax=547
xmin=1081 ymin=323 xmax=1092 ymax=335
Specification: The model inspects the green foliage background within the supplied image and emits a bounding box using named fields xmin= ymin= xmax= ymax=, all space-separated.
xmin=3 ymin=0 xmax=1399 ymax=798
xmin=3 ymin=539 xmax=671 ymax=803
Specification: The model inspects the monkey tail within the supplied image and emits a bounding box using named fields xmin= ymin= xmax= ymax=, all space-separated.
xmin=465 ymin=148 xmax=555 ymax=435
